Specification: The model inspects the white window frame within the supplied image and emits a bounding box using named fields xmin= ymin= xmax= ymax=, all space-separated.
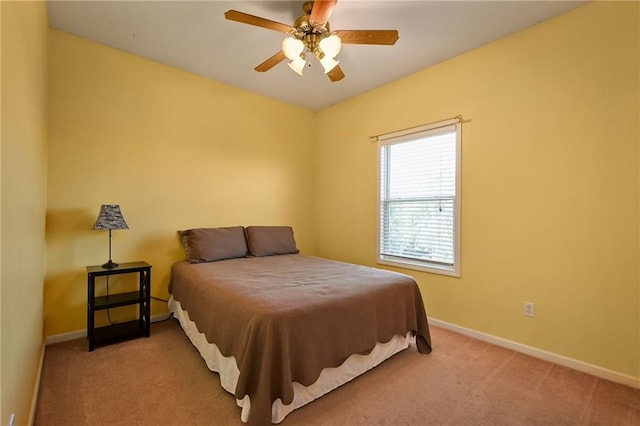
xmin=376 ymin=118 xmax=461 ymax=277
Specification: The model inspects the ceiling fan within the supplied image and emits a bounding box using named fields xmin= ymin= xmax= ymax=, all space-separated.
xmin=224 ymin=0 xmax=399 ymax=82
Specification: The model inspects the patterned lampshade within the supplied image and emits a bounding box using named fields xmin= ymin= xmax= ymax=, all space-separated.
xmin=92 ymin=204 xmax=129 ymax=269
xmin=92 ymin=205 xmax=129 ymax=230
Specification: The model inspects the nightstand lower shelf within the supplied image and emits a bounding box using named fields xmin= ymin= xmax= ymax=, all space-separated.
xmin=94 ymin=291 xmax=144 ymax=310
xmin=93 ymin=320 xmax=145 ymax=348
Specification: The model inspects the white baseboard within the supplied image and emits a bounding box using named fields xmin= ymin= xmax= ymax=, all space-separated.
xmin=45 ymin=314 xmax=173 ymax=346
xmin=45 ymin=328 xmax=85 ymax=346
xmin=428 ymin=317 xmax=640 ymax=390
xmin=29 ymin=343 xmax=45 ymax=425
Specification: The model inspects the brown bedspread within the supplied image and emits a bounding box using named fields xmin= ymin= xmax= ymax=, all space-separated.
xmin=169 ymin=254 xmax=431 ymax=425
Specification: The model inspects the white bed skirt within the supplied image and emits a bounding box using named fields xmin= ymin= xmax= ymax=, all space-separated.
xmin=168 ymin=297 xmax=412 ymax=424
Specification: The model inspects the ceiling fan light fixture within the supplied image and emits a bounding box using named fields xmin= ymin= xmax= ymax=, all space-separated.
xmin=288 ymin=55 xmax=306 ymax=76
xmin=226 ymin=2 xmax=400 ymax=83
xmin=282 ymin=36 xmax=305 ymax=61
xmin=319 ymin=34 xmax=342 ymax=58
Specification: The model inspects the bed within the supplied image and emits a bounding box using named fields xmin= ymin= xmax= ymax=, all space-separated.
xmin=169 ymin=225 xmax=431 ymax=425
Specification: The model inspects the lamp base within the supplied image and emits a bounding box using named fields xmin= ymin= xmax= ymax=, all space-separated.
xmin=102 ymin=260 xmax=119 ymax=269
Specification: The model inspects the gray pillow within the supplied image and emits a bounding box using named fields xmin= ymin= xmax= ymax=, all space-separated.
xmin=178 ymin=226 xmax=248 ymax=263
xmin=246 ymin=226 xmax=299 ymax=257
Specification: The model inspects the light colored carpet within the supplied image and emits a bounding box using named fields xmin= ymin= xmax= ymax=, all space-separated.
xmin=35 ymin=320 xmax=639 ymax=425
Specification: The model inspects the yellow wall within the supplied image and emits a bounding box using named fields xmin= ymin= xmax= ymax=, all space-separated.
xmin=1 ymin=1 xmax=49 ymax=424
xmin=45 ymin=30 xmax=316 ymax=336
xmin=1 ymin=1 xmax=4 ymax=416
xmin=636 ymin=0 xmax=640 ymax=382
xmin=315 ymin=1 xmax=640 ymax=377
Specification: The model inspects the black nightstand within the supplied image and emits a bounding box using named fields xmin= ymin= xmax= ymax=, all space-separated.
xmin=86 ymin=261 xmax=152 ymax=351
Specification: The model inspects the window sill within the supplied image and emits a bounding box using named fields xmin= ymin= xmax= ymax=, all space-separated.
xmin=377 ymin=258 xmax=460 ymax=277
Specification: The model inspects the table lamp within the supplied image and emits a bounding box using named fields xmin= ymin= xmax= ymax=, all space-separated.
xmin=92 ymin=204 xmax=129 ymax=269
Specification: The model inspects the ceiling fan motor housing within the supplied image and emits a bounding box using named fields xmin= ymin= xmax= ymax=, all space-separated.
xmin=291 ymin=6 xmax=333 ymax=60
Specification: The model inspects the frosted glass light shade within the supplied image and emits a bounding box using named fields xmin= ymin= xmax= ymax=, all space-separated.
xmin=282 ymin=37 xmax=305 ymax=60
xmin=319 ymin=34 xmax=342 ymax=58
xmin=319 ymin=56 xmax=339 ymax=73
xmin=288 ymin=56 xmax=306 ymax=76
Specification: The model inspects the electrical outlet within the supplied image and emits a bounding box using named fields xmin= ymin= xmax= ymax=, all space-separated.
xmin=8 ymin=413 xmax=15 ymax=426
xmin=524 ymin=302 xmax=535 ymax=317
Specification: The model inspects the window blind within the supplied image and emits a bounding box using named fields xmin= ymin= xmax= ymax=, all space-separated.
xmin=379 ymin=124 xmax=458 ymax=270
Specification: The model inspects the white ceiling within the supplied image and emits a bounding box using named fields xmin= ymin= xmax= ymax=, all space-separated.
xmin=47 ymin=1 xmax=587 ymax=111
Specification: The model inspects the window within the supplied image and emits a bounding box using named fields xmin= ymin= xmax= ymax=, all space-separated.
xmin=377 ymin=118 xmax=461 ymax=276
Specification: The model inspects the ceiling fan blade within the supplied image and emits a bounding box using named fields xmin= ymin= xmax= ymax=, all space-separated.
xmin=225 ymin=10 xmax=293 ymax=33
xmin=255 ymin=51 xmax=287 ymax=72
xmin=310 ymin=0 xmax=338 ymax=26
xmin=327 ymin=65 xmax=345 ymax=82
xmin=334 ymin=30 xmax=399 ymax=45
